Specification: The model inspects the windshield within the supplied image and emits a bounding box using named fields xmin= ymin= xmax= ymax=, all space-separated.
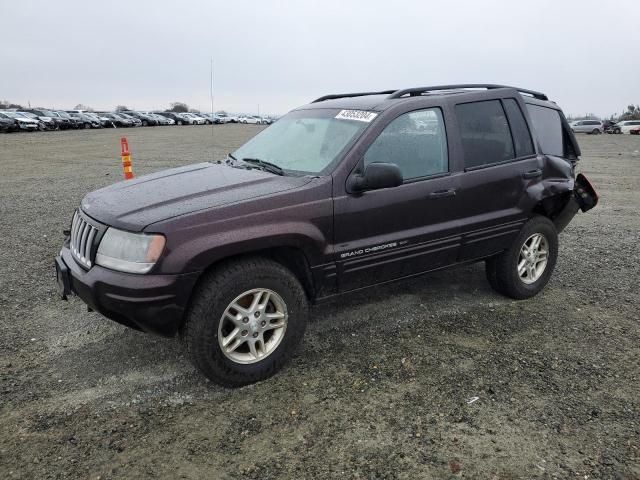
xmin=232 ymin=109 xmax=370 ymax=174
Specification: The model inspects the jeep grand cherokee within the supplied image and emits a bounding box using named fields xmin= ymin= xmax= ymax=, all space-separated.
xmin=56 ymin=84 xmax=598 ymax=387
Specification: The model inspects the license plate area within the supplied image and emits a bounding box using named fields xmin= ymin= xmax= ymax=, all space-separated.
xmin=55 ymin=256 xmax=72 ymax=300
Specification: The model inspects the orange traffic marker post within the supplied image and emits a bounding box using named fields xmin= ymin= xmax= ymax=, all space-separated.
xmin=120 ymin=137 xmax=134 ymax=180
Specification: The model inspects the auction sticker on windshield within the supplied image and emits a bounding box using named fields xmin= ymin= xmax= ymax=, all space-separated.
xmin=335 ymin=110 xmax=378 ymax=122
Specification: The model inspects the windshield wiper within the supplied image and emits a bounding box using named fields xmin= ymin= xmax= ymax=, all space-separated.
xmin=241 ymin=157 xmax=284 ymax=176
xmin=227 ymin=152 xmax=238 ymax=162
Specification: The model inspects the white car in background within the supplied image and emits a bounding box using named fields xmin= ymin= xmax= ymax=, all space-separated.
xmin=239 ymin=115 xmax=266 ymax=124
xmin=182 ymin=113 xmax=206 ymax=125
xmin=610 ymin=120 xmax=640 ymax=134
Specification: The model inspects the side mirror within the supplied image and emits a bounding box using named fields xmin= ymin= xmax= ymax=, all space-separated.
xmin=348 ymin=162 xmax=403 ymax=192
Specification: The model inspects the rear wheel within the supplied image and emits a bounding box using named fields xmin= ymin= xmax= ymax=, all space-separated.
xmin=591 ymin=128 xmax=600 ymax=134
xmin=485 ymin=216 xmax=558 ymax=299
xmin=183 ymin=258 xmax=308 ymax=387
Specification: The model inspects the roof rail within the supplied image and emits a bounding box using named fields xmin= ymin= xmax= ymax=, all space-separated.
xmin=387 ymin=84 xmax=548 ymax=101
xmin=311 ymin=90 xmax=398 ymax=103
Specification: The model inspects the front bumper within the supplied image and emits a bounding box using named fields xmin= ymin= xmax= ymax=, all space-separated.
xmin=56 ymin=246 xmax=200 ymax=337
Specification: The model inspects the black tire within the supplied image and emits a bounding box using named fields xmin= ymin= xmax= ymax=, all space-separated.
xmin=591 ymin=128 xmax=600 ymax=135
xmin=485 ymin=216 xmax=558 ymax=300
xmin=177 ymin=120 xmax=183 ymax=125
xmin=183 ymin=257 xmax=309 ymax=387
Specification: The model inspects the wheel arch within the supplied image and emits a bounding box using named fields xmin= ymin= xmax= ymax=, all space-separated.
xmin=178 ymin=245 xmax=315 ymax=334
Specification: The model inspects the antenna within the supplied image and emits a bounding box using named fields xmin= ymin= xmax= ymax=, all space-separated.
xmin=210 ymin=57 xmax=215 ymax=137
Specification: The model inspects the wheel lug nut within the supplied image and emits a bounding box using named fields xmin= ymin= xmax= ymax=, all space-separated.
xmin=261 ymin=320 xmax=266 ymax=327
xmin=254 ymin=312 xmax=260 ymax=318
xmin=252 ymin=332 xmax=258 ymax=338
xmin=241 ymin=330 xmax=248 ymax=336
xmin=242 ymin=317 xmax=249 ymax=323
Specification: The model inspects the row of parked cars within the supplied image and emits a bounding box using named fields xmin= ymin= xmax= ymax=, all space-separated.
xmin=0 ymin=109 xmax=275 ymax=133
xmin=570 ymin=119 xmax=640 ymax=135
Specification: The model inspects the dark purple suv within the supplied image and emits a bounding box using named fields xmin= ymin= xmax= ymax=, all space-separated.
xmin=56 ymin=84 xmax=598 ymax=387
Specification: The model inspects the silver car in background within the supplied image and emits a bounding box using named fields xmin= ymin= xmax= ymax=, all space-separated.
xmin=570 ymin=120 xmax=604 ymax=134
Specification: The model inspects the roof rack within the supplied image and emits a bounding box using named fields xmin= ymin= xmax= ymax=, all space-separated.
xmin=387 ymin=84 xmax=548 ymax=101
xmin=311 ymin=84 xmax=548 ymax=103
xmin=311 ymin=90 xmax=397 ymax=103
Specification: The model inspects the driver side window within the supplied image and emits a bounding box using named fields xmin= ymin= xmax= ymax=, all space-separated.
xmin=364 ymin=108 xmax=448 ymax=180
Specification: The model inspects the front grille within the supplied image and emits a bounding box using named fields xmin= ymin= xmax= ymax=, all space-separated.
xmin=70 ymin=211 xmax=99 ymax=268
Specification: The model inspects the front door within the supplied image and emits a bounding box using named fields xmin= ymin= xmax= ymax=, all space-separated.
xmin=333 ymin=108 xmax=465 ymax=292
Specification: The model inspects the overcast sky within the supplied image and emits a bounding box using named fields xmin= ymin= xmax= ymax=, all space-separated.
xmin=2 ymin=0 xmax=639 ymax=117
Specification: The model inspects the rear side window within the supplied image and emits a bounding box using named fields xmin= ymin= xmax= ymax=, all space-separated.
xmin=526 ymin=105 xmax=563 ymax=157
xmin=455 ymin=100 xmax=514 ymax=168
xmin=503 ymin=99 xmax=534 ymax=157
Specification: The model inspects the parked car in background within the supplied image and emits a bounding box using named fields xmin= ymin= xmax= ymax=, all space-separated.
xmin=182 ymin=113 xmax=206 ymax=125
xmin=609 ymin=120 xmax=640 ymax=134
xmin=0 ymin=115 xmax=20 ymax=132
xmin=156 ymin=112 xmax=191 ymax=125
xmin=67 ymin=112 xmax=101 ymax=129
xmin=29 ymin=109 xmax=73 ymax=129
xmin=191 ymin=113 xmax=215 ymax=124
xmin=213 ymin=113 xmax=234 ymax=123
xmin=99 ymin=113 xmax=131 ymax=128
xmin=148 ymin=113 xmax=170 ymax=125
xmin=123 ymin=111 xmax=159 ymax=126
xmin=21 ymin=110 xmax=58 ymax=130
xmin=570 ymin=120 xmax=603 ymax=134
xmin=53 ymin=111 xmax=83 ymax=129
xmin=115 ymin=113 xmax=141 ymax=127
xmin=0 ymin=111 xmax=40 ymax=131
xmin=18 ymin=111 xmax=56 ymax=130
xmin=602 ymin=120 xmax=616 ymax=132
xmin=238 ymin=115 xmax=266 ymax=124
xmin=630 ymin=125 xmax=640 ymax=135
xmin=83 ymin=112 xmax=111 ymax=127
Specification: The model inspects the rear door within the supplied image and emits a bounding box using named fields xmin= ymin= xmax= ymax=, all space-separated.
xmin=453 ymin=97 xmax=541 ymax=260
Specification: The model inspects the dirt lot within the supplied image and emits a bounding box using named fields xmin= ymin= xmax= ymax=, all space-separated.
xmin=0 ymin=126 xmax=639 ymax=479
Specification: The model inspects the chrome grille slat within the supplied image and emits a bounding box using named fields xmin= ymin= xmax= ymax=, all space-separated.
xmin=79 ymin=223 xmax=89 ymax=260
xmin=69 ymin=211 xmax=98 ymax=268
xmin=71 ymin=212 xmax=79 ymax=253
xmin=85 ymin=228 xmax=96 ymax=266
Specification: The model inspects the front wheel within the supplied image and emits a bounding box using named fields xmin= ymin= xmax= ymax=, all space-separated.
xmin=485 ymin=216 xmax=558 ymax=299
xmin=183 ymin=258 xmax=308 ymax=387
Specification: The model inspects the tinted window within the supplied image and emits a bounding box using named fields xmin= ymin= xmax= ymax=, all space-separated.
xmin=503 ymin=99 xmax=534 ymax=157
xmin=364 ymin=109 xmax=448 ymax=180
xmin=526 ymin=105 xmax=564 ymax=157
xmin=456 ymin=100 xmax=514 ymax=168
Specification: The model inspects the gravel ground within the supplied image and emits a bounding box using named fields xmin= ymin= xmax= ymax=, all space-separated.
xmin=0 ymin=126 xmax=639 ymax=479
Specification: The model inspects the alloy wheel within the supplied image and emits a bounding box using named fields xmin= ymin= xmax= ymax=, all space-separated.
xmin=217 ymin=289 xmax=288 ymax=364
xmin=517 ymin=233 xmax=549 ymax=284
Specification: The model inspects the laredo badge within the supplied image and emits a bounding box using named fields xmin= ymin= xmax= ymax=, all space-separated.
xmin=335 ymin=110 xmax=378 ymax=123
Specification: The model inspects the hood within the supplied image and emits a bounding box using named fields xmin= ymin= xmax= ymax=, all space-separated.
xmin=81 ymin=162 xmax=312 ymax=231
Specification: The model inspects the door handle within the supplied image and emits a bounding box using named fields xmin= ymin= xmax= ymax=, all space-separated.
xmin=522 ymin=169 xmax=543 ymax=179
xmin=428 ymin=188 xmax=457 ymax=199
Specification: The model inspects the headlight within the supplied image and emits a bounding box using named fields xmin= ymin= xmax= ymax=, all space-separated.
xmin=95 ymin=228 xmax=165 ymax=274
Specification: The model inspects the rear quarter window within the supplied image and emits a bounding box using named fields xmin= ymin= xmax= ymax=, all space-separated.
xmin=526 ymin=104 xmax=564 ymax=157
